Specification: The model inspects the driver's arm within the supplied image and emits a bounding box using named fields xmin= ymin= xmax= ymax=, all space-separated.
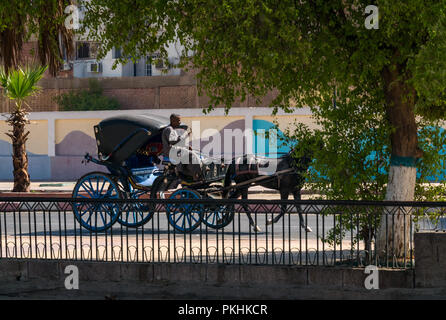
xmin=169 ymin=128 xmax=189 ymax=145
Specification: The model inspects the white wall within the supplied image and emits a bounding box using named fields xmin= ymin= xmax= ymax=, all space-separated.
xmin=73 ymin=50 xmax=124 ymax=78
xmin=73 ymin=41 xmax=184 ymax=78
xmin=73 ymin=54 xmax=182 ymax=78
xmin=121 ymin=61 xmax=135 ymax=77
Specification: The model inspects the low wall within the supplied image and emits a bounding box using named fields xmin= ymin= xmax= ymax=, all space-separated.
xmin=0 ymin=75 xmax=279 ymax=112
xmin=0 ymin=259 xmax=414 ymax=289
xmin=0 ymin=259 xmax=419 ymax=299
xmin=415 ymin=231 xmax=446 ymax=288
xmin=3 ymin=231 xmax=446 ymax=299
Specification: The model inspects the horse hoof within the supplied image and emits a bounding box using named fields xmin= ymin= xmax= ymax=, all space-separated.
xmin=305 ymin=226 xmax=312 ymax=233
xmin=253 ymin=225 xmax=262 ymax=232
xmin=266 ymin=219 xmax=273 ymax=226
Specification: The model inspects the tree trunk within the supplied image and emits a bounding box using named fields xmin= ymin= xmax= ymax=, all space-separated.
xmin=6 ymin=109 xmax=31 ymax=192
xmin=376 ymin=166 xmax=415 ymax=263
xmin=375 ymin=64 xmax=421 ymax=263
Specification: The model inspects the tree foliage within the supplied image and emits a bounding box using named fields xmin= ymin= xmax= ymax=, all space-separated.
xmin=80 ymin=0 xmax=446 ymax=260
xmin=81 ymin=1 xmax=446 ymax=194
xmin=279 ymin=112 xmax=446 ymax=247
xmin=0 ymin=66 xmax=48 ymax=109
xmin=0 ymin=0 xmax=74 ymax=76
xmin=81 ymin=1 xmax=446 ymax=117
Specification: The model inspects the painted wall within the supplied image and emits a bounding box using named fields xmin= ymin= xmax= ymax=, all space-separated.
xmin=252 ymin=115 xmax=320 ymax=157
xmin=2 ymin=108 xmax=445 ymax=182
xmin=0 ymin=108 xmax=313 ymax=181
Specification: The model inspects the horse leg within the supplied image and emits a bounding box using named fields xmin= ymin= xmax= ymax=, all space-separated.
xmin=266 ymin=190 xmax=288 ymax=225
xmin=293 ymin=190 xmax=312 ymax=232
xmin=241 ymin=188 xmax=261 ymax=232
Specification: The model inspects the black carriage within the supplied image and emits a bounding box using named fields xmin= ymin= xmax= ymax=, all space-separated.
xmin=72 ymin=114 xmax=231 ymax=232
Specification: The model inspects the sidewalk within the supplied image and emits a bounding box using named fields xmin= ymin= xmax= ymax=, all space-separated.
xmin=0 ymin=182 xmax=277 ymax=193
xmin=0 ymin=182 xmax=290 ymax=200
xmin=0 ymin=182 xmax=75 ymax=193
xmin=0 ymin=182 xmax=321 ymax=201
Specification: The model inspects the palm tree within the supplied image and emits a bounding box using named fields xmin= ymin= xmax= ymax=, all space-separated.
xmin=0 ymin=65 xmax=48 ymax=192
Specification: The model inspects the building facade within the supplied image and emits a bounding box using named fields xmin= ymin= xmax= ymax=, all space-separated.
xmin=71 ymin=40 xmax=183 ymax=78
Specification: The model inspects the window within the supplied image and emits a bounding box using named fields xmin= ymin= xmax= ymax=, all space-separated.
xmin=145 ymin=57 xmax=152 ymax=76
xmin=113 ymin=47 xmax=122 ymax=59
xmin=76 ymin=42 xmax=89 ymax=59
xmin=151 ymin=52 xmax=166 ymax=69
xmin=146 ymin=63 xmax=152 ymax=76
xmin=76 ymin=42 xmax=100 ymax=60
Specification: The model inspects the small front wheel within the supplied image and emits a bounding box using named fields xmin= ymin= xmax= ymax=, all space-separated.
xmin=166 ymin=188 xmax=203 ymax=233
xmin=117 ymin=188 xmax=153 ymax=227
xmin=202 ymin=195 xmax=234 ymax=229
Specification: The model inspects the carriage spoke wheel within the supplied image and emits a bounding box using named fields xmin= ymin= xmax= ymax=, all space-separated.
xmin=166 ymin=188 xmax=203 ymax=233
xmin=202 ymin=195 xmax=234 ymax=229
xmin=117 ymin=188 xmax=153 ymax=227
xmin=72 ymin=172 xmax=121 ymax=232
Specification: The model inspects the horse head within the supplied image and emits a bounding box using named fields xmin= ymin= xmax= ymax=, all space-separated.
xmin=287 ymin=136 xmax=321 ymax=172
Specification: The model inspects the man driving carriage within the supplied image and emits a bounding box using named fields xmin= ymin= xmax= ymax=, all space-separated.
xmin=162 ymin=114 xmax=203 ymax=181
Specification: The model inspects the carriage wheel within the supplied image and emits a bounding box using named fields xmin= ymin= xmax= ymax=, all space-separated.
xmin=202 ymin=194 xmax=234 ymax=229
xmin=166 ymin=188 xmax=203 ymax=233
xmin=117 ymin=188 xmax=153 ymax=227
xmin=72 ymin=172 xmax=121 ymax=232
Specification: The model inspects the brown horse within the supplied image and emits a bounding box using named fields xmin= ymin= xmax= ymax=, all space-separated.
xmin=223 ymin=146 xmax=313 ymax=232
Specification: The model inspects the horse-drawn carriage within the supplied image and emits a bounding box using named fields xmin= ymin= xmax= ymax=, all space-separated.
xmin=71 ymin=114 xmax=234 ymax=233
xmin=72 ymin=114 xmax=312 ymax=233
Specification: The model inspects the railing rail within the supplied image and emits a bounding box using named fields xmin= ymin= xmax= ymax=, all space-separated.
xmin=1 ymin=197 xmax=445 ymax=268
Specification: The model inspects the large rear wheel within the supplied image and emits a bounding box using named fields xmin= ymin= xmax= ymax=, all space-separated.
xmin=72 ymin=172 xmax=121 ymax=232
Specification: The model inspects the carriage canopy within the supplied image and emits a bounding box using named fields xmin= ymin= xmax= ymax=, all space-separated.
xmin=94 ymin=114 xmax=170 ymax=163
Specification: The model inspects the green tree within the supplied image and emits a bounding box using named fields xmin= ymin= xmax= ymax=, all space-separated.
xmin=0 ymin=66 xmax=48 ymax=192
xmin=280 ymin=110 xmax=446 ymax=265
xmin=0 ymin=0 xmax=74 ymax=76
xmin=81 ymin=0 xmax=446 ymax=259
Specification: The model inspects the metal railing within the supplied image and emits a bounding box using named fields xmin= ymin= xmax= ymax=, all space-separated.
xmin=0 ymin=197 xmax=445 ymax=268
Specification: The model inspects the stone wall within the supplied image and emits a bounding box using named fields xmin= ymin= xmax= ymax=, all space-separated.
xmin=415 ymin=232 xmax=446 ymax=288
xmin=0 ymin=260 xmax=420 ymax=299
xmin=0 ymin=74 xmax=279 ymax=113
xmin=2 ymin=232 xmax=446 ymax=298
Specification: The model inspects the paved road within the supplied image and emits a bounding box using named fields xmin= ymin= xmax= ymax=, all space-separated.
xmin=0 ymin=209 xmax=343 ymax=239
xmin=1 ymin=199 xmax=433 ymax=266
xmin=0 ymin=209 xmax=372 ymax=265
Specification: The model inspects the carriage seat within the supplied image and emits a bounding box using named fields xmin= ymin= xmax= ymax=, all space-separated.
xmin=139 ymin=142 xmax=163 ymax=156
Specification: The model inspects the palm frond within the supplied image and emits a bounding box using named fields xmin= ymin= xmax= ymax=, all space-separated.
xmin=0 ymin=65 xmax=48 ymax=109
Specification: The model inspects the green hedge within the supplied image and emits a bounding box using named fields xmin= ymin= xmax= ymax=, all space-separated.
xmin=55 ymin=79 xmax=120 ymax=111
